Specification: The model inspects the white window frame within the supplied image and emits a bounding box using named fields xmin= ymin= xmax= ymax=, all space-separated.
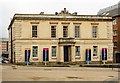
xmin=113 ymin=19 xmax=116 ymax=25
xmin=32 ymin=25 xmax=37 ymax=38
xmin=32 ymin=45 xmax=38 ymax=58
xmin=92 ymin=26 xmax=97 ymax=38
xmin=75 ymin=46 xmax=80 ymax=57
xmin=75 ymin=26 xmax=80 ymax=38
xmin=51 ymin=26 xmax=56 ymax=38
xmin=51 ymin=46 xmax=57 ymax=58
xmin=113 ymin=30 xmax=117 ymax=36
xmin=93 ymin=46 xmax=98 ymax=56
xmin=63 ymin=26 xmax=68 ymax=38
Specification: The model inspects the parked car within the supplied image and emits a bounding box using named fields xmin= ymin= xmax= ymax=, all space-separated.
xmin=2 ymin=57 xmax=9 ymax=63
xmin=0 ymin=57 xmax=9 ymax=64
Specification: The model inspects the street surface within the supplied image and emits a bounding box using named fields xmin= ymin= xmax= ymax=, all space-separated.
xmin=1 ymin=64 xmax=119 ymax=81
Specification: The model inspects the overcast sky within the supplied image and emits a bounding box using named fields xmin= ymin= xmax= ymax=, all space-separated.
xmin=0 ymin=0 xmax=120 ymax=38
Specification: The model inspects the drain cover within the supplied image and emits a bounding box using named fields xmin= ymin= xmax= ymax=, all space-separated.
xmin=44 ymin=69 xmax=52 ymax=71
xmin=31 ymin=77 xmax=43 ymax=80
xmin=108 ymin=76 xmax=114 ymax=77
xmin=67 ymin=76 xmax=83 ymax=79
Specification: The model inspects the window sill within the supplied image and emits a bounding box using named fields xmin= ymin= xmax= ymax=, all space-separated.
xmin=93 ymin=56 xmax=98 ymax=59
xmin=51 ymin=57 xmax=57 ymax=59
xmin=75 ymin=38 xmax=80 ymax=39
xmin=113 ymin=35 xmax=117 ymax=36
xmin=75 ymin=56 xmax=80 ymax=59
xmin=32 ymin=57 xmax=39 ymax=60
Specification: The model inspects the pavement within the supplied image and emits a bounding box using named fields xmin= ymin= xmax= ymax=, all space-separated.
xmin=1 ymin=64 xmax=120 ymax=81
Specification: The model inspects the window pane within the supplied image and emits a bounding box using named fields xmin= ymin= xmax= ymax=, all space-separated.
xmin=32 ymin=46 xmax=38 ymax=57
xmin=114 ymin=42 xmax=117 ymax=47
xmin=113 ymin=30 xmax=117 ymax=35
xmin=92 ymin=26 xmax=97 ymax=38
xmin=75 ymin=26 xmax=80 ymax=38
xmin=63 ymin=26 xmax=68 ymax=37
xmin=76 ymin=46 xmax=80 ymax=56
xmin=32 ymin=26 xmax=37 ymax=37
xmin=52 ymin=46 xmax=56 ymax=57
xmin=93 ymin=46 xmax=97 ymax=56
xmin=51 ymin=26 xmax=56 ymax=38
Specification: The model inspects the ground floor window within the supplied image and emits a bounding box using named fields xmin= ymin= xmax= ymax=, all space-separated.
xmin=52 ymin=46 xmax=56 ymax=57
xmin=93 ymin=46 xmax=98 ymax=56
xmin=32 ymin=46 xmax=38 ymax=57
xmin=75 ymin=46 xmax=80 ymax=57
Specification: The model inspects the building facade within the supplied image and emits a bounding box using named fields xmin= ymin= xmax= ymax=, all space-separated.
xmin=98 ymin=2 xmax=120 ymax=63
xmin=8 ymin=8 xmax=113 ymax=64
xmin=1 ymin=38 xmax=9 ymax=58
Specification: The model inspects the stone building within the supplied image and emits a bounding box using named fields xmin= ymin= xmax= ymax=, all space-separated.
xmin=1 ymin=38 xmax=9 ymax=58
xmin=8 ymin=8 xmax=113 ymax=64
xmin=98 ymin=1 xmax=120 ymax=63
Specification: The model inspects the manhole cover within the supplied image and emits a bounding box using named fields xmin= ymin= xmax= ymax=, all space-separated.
xmin=44 ymin=69 xmax=52 ymax=71
xmin=30 ymin=77 xmax=43 ymax=80
xmin=67 ymin=76 xmax=83 ymax=79
xmin=108 ymin=76 xmax=114 ymax=77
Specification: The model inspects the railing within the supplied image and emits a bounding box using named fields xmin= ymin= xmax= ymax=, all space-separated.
xmin=58 ymin=38 xmax=75 ymax=45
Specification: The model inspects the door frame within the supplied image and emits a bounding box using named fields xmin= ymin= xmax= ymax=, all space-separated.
xmin=64 ymin=46 xmax=71 ymax=62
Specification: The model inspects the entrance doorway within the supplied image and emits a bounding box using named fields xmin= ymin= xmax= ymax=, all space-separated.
xmin=64 ymin=46 xmax=71 ymax=62
xmin=116 ymin=53 xmax=120 ymax=63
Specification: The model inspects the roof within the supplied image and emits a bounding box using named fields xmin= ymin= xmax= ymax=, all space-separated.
xmin=0 ymin=38 xmax=8 ymax=41
xmin=97 ymin=1 xmax=120 ymax=17
xmin=8 ymin=8 xmax=112 ymax=30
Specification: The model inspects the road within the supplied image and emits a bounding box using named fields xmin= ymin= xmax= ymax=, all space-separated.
xmin=1 ymin=64 xmax=119 ymax=81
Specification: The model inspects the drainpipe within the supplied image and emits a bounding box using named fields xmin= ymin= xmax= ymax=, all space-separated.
xmin=11 ymin=27 xmax=13 ymax=64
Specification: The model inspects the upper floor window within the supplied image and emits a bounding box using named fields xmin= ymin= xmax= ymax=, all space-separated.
xmin=51 ymin=26 xmax=56 ymax=38
xmin=114 ymin=42 xmax=117 ymax=47
xmin=113 ymin=19 xmax=116 ymax=25
xmin=75 ymin=46 xmax=80 ymax=57
xmin=63 ymin=26 xmax=68 ymax=37
xmin=75 ymin=26 xmax=80 ymax=38
xmin=92 ymin=26 xmax=97 ymax=38
xmin=93 ymin=46 xmax=98 ymax=56
xmin=32 ymin=26 xmax=37 ymax=37
xmin=32 ymin=46 xmax=38 ymax=57
xmin=52 ymin=46 xmax=56 ymax=57
xmin=113 ymin=30 xmax=117 ymax=36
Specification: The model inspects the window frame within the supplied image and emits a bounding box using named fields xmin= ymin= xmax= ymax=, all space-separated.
xmin=114 ymin=42 xmax=117 ymax=47
xmin=93 ymin=46 xmax=98 ymax=56
xmin=75 ymin=26 xmax=80 ymax=38
xmin=113 ymin=19 xmax=116 ymax=25
xmin=75 ymin=46 xmax=80 ymax=57
xmin=51 ymin=26 xmax=56 ymax=38
xmin=32 ymin=45 xmax=38 ymax=58
xmin=32 ymin=25 xmax=37 ymax=38
xmin=51 ymin=46 xmax=57 ymax=57
xmin=113 ymin=30 xmax=117 ymax=36
xmin=63 ymin=26 xmax=68 ymax=38
xmin=92 ymin=26 xmax=97 ymax=38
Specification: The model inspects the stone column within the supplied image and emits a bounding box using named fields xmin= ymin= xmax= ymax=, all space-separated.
xmin=71 ymin=45 xmax=75 ymax=62
xmin=59 ymin=46 xmax=64 ymax=62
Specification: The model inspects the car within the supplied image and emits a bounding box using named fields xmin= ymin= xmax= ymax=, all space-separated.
xmin=0 ymin=57 xmax=9 ymax=64
xmin=2 ymin=57 xmax=9 ymax=63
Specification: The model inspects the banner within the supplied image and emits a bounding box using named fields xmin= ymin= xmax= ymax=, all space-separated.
xmin=102 ymin=48 xmax=107 ymax=61
xmin=25 ymin=48 xmax=31 ymax=63
xmin=86 ymin=48 xmax=91 ymax=62
xmin=43 ymin=48 xmax=49 ymax=61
